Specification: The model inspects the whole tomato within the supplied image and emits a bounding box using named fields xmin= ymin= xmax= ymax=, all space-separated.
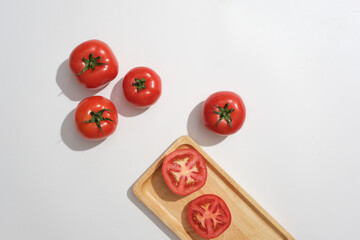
xmin=122 ymin=67 xmax=162 ymax=108
xmin=69 ymin=40 xmax=118 ymax=89
xmin=75 ymin=96 xmax=118 ymax=140
xmin=202 ymin=91 xmax=246 ymax=135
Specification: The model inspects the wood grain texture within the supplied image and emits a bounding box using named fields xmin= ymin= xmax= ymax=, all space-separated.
xmin=133 ymin=135 xmax=295 ymax=240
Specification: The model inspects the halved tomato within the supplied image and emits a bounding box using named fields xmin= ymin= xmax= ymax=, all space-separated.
xmin=187 ymin=194 xmax=231 ymax=239
xmin=161 ymin=149 xmax=207 ymax=196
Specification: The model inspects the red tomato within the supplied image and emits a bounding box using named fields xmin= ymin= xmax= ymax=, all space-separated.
xmin=75 ymin=96 xmax=118 ymax=140
xmin=187 ymin=194 xmax=231 ymax=239
xmin=122 ymin=67 xmax=162 ymax=108
xmin=162 ymin=149 xmax=207 ymax=196
xmin=202 ymin=91 xmax=246 ymax=135
xmin=69 ymin=40 xmax=119 ymax=89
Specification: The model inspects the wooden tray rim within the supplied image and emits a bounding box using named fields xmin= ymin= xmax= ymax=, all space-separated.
xmin=133 ymin=135 xmax=294 ymax=240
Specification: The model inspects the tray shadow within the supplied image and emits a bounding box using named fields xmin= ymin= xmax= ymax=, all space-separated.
xmin=127 ymin=182 xmax=180 ymax=240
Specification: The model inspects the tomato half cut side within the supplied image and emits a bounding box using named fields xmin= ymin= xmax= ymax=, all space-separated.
xmin=187 ymin=194 xmax=231 ymax=239
xmin=161 ymin=149 xmax=207 ymax=196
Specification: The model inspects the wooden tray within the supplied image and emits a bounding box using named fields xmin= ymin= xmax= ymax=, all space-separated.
xmin=133 ymin=136 xmax=294 ymax=240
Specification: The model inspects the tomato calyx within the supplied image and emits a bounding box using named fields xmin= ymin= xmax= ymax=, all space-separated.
xmin=77 ymin=53 xmax=108 ymax=75
xmin=82 ymin=109 xmax=116 ymax=134
xmin=213 ymin=103 xmax=235 ymax=127
xmin=132 ymin=78 xmax=147 ymax=91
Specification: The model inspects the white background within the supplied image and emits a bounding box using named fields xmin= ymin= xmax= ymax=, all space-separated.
xmin=1 ymin=0 xmax=359 ymax=239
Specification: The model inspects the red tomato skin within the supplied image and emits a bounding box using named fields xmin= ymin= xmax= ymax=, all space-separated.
xmin=69 ymin=40 xmax=119 ymax=89
xmin=75 ymin=96 xmax=118 ymax=140
xmin=122 ymin=67 xmax=162 ymax=108
xmin=162 ymin=149 xmax=207 ymax=196
xmin=187 ymin=194 xmax=232 ymax=239
xmin=202 ymin=91 xmax=246 ymax=136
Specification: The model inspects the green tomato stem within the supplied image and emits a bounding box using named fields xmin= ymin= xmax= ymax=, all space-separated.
xmin=77 ymin=53 xmax=108 ymax=75
xmin=82 ymin=109 xmax=116 ymax=134
xmin=213 ymin=103 xmax=235 ymax=127
xmin=132 ymin=78 xmax=146 ymax=91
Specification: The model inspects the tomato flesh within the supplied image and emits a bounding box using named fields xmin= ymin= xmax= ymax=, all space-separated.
xmin=162 ymin=149 xmax=207 ymax=196
xmin=187 ymin=194 xmax=231 ymax=239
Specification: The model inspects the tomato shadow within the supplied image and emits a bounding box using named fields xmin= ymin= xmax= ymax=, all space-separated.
xmin=60 ymin=109 xmax=105 ymax=151
xmin=127 ymin=184 xmax=180 ymax=240
xmin=110 ymin=77 xmax=149 ymax=117
xmin=181 ymin=203 xmax=208 ymax=240
xmin=56 ymin=59 xmax=103 ymax=101
xmin=187 ymin=101 xmax=226 ymax=146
